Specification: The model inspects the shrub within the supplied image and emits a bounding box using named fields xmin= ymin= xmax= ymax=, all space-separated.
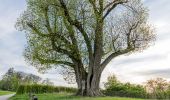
xmin=104 ymin=75 xmax=147 ymax=98
xmin=104 ymin=82 xmax=147 ymax=98
xmin=16 ymin=84 xmax=77 ymax=94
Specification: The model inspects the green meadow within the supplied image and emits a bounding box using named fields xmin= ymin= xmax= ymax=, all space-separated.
xmin=10 ymin=93 xmax=147 ymax=100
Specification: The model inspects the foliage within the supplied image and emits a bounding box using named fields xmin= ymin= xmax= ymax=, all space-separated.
xmin=104 ymin=75 xmax=147 ymax=98
xmin=0 ymin=68 xmax=42 ymax=91
xmin=104 ymin=76 xmax=170 ymax=99
xmin=16 ymin=84 xmax=77 ymax=94
xmin=0 ymin=68 xmax=20 ymax=91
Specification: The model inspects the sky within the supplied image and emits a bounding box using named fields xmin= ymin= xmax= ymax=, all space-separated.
xmin=0 ymin=0 xmax=170 ymax=87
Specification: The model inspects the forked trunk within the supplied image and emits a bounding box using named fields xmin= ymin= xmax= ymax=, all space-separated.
xmin=75 ymin=70 xmax=103 ymax=97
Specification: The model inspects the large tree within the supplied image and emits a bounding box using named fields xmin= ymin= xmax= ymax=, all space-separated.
xmin=16 ymin=0 xmax=155 ymax=96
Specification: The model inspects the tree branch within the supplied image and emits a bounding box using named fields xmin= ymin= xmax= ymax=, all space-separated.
xmin=50 ymin=36 xmax=81 ymax=62
xmin=126 ymin=20 xmax=140 ymax=47
xmin=89 ymin=0 xmax=99 ymax=14
xmin=103 ymin=0 xmax=128 ymax=20
xmin=36 ymin=53 xmax=74 ymax=67
xmin=99 ymin=0 xmax=104 ymax=14
xmin=100 ymin=19 xmax=140 ymax=71
xmin=100 ymin=47 xmax=135 ymax=72
xmin=54 ymin=33 xmax=72 ymax=47
xmin=103 ymin=1 xmax=117 ymax=11
xmin=27 ymin=22 xmax=72 ymax=49
xmin=44 ymin=6 xmax=53 ymax=34
xmin=63 ymin=18 xmax=82 ymax=59
xmin=27 ymin=23 xmax=50 ymax=37
xmin=44 ymin=6 xmax=72 ymax=47
xmin=59 ymin=0 xmax=93 ymax=59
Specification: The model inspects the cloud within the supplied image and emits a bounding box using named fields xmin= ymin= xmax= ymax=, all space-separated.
xmin=112 ymin=54 xmax=166 ymax=67
xmin=134 ymin=69 xmax=170 ymax=78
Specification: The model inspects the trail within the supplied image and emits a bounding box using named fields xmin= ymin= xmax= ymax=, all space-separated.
xmin=0 ymin=94 xmax=15 ymax=100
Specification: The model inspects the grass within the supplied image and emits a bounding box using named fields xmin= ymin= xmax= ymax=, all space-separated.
xmin=10 ymin=93 xmax=147 ymax=100
xmin=0 ymin=90 xmax=15 ymax=96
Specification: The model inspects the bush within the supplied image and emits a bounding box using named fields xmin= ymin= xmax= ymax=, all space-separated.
xmin=104 ymin=83 xmax=147 ymax=98
xmin=16 ymin=84 xmax=77 ymax=94
xmin=104 ymin=75 xmax=147 ymax=98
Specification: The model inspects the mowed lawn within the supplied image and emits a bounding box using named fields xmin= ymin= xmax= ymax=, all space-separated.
xmin=0 ymin=90 xmax=15 ymax=96
xmin=10 ymin=93 xmax=147 ymax=100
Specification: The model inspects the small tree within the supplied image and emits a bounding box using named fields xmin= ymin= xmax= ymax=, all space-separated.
xmin=104 ymin=74 xmax=119 ymax=89
xmin=145 ymin=78 xmax=169 ymax=99
xmin=16 ymin=0 xmax=155 ymax=96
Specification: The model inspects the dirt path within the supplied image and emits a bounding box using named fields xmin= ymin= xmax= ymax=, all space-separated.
xmin=0 ymin=94 xmax=15 ymax=100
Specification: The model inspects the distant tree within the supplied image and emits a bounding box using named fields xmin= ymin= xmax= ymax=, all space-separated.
xmin=42 ymin=78 xmax=54 ymax=86
xmin=1 ymin=68 xmax=17 ymax=91
xmin=5 ymin=68 xmax=15 ymax=76
xmin=0 ymin=80 xmax=6 ymax=90
xmin=145 ymin=78 xmax=169 ymax=99
xmin=16 ymin=0 xmax=155 ymax=96
xmin=0 ymin=68 xmax=42 ymax=91
xmin=23 ymin=73 xmax=42 ymax=84
xmin=104 ymin=74 xmax=119 ymax=89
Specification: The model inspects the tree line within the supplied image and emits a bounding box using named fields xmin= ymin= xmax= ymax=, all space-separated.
xmin=104 ymin=75 xmax=170 ymax=99
xmin=1 ymin=68 xmax=170 ymax=99
xmin=0 ymin=68 xmax=53 ymax=91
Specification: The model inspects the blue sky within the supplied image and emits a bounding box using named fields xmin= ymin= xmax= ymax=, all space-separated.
xmin=0 ymin=0 xmax=170 ymax=87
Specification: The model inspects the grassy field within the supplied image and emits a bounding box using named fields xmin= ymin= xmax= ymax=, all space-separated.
xmin=10 ymin=93 xmax=147 ymax=100
xmin=0 ymin=90 xmax=15 ymax=96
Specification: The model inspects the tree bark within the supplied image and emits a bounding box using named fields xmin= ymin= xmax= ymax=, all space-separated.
xmin=75 ymin=67 xmax=103 ymax=97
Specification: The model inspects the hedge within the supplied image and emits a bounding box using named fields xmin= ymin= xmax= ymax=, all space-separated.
xmin=16 ymin=84 xmax=77 ymax=94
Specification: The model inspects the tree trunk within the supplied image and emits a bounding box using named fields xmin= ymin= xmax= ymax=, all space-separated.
xmin=75 ymin=68 xmax=103 ymax=97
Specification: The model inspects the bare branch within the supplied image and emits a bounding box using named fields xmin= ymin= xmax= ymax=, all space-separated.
xmin=126 ymin=21 xmax=140 ymax=47
xmin=100 ymin=47 xmax=135 ymax=72
xmin=103 ymin=0 xmax=128 ymax=20
xmin=103 ymin=1 xmax=117 ymax=11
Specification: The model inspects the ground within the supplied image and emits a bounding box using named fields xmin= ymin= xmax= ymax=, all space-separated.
xmin=10 ymin=93 xmax=147 ymax=100
xmin=0 ymin=91 xmax=15 ymax=96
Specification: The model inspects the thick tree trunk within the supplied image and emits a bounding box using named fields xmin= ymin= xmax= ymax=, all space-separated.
xmin=75 ymin=69 xmax=103 ymax=97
